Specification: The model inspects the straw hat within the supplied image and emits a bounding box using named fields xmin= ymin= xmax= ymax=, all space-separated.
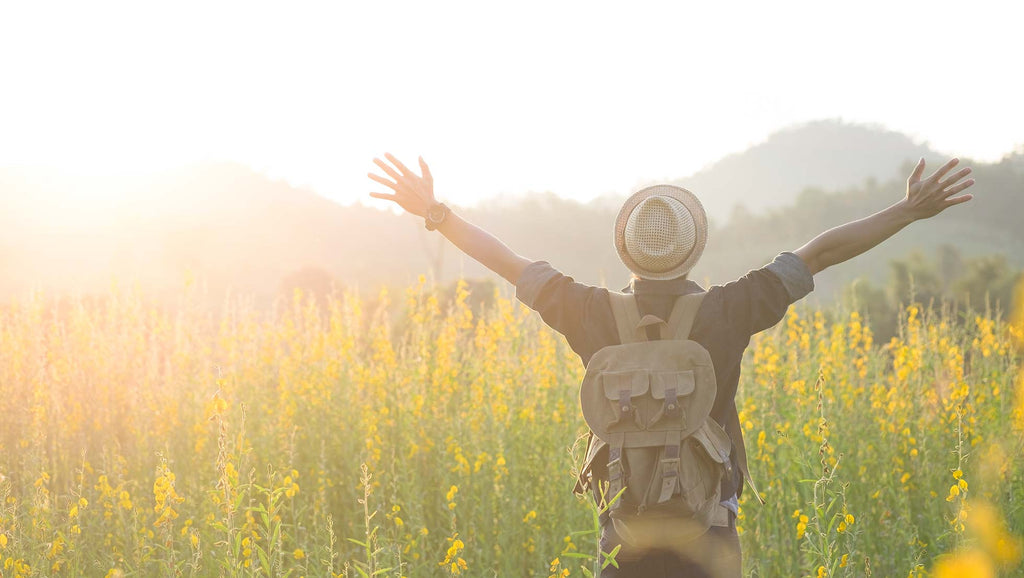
xmin=614 ymin=185 xmax=708 ymax=281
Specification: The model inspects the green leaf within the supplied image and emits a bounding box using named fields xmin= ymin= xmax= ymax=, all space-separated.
xmin=347 ymin=538 xmax=368 ymax=547
xmin=598 ymin=487 xmax=628 ymax=514
xmin=601 ymin=545 xmax=621 ymax=569
xmin=826 ymin=495 xmax=840 ymax=513
xmin=256 ymin=545 xmax=271 ymax=573
xmin=560 ymin=552 xmax=590 ymax=559
xmin=570 ymin=529 xmax=598 ymax=538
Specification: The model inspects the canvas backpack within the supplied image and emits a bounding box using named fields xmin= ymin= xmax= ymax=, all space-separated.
xmin=576 ymin=291 xmax=737 ymax=543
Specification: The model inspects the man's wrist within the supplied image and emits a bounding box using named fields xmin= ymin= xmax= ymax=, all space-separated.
xmin=424 ymin=201 xmax=450 ymax=231
xmin=889 ymin=199 xmax=919 ymax=226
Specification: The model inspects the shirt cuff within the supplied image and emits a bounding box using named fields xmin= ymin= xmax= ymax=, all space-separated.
xmin=766 ymin=252 xmax=815 ymax=302
xmin=514 ymin=261 xmax=560 ymax=309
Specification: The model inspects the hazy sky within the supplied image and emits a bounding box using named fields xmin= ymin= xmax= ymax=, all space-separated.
xmin=1 ymin=0 xmax=1021 ymax=208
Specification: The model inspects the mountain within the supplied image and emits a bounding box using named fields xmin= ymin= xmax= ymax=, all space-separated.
xmin=670 ymin=120 xmax=940 ymax=221
xmin=0 ymin=121 xmax=1019 ymax=306
xmin=0 ymin=164 xmax=426 ymax=304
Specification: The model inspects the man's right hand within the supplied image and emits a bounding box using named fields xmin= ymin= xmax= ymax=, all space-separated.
xmin=368 ymin=153 xmax=437 ymax=218
xmin=367 ymin=153 xmax=532 ymax=283
xmin=902 ymin=157 xmax=975 ymax=221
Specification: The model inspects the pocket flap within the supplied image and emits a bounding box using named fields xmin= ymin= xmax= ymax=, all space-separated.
xmin=601 ymin=370 xmax=649 ymax=400
xmin=650 ymin=370 xmax=696 ymax=400
xmin=691 ymin=421 xmax=732 ymax=464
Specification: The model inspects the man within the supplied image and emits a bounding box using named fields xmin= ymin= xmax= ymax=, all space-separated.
xmin=368 ymin=154 xmax=974 ymax=577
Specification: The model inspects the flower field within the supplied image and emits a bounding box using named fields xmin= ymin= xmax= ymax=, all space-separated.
xmin=0 ymin=278 xmax=1022 ymax=577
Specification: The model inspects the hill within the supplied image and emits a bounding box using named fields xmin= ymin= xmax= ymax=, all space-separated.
xmin=0 ymin=121 xmax=1020 ymax=306
xmin=669 ymin=119 xmax=940 ymax=221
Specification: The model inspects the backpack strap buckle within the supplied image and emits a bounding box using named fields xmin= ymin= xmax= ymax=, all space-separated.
xmin=658 ymin=431 xmax=682 ymax=503
xmin=663 ymin=387 xmax=682 ymax=419
xmin=720 ymin=449 xmax=733 ymax=478
xmin=618 ymin=388 xmax=632 ymax=414
xmin=607 ymin=444 xmax=627 ymax=506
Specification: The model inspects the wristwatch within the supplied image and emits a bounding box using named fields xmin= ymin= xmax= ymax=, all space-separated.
xmin=424 ymin=202 xmax=450 ymax=231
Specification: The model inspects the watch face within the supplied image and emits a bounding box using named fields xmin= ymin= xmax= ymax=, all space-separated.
xmin=428 ymin=204 xmax=446 ymax=222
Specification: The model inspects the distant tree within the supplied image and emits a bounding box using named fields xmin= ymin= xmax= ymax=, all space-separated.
xmin=937 ymin=245 xmax=965 ymax=294
xmin=841 ymin=278 xmax=897 ymax=342
xmin=279 ymin=266 xmax=339 ymax=311
xmin=888 ymin=252 xmax=944 ymax=308
xmin=951 ymin=255 xmax=1022 ymax=315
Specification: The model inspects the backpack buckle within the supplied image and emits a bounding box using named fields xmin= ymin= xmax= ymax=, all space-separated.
xmin=720 ymin=449 xmax=733 ymax=478
xmin=664 ymin=387 xmax=682 ymax=418
xmin=607 ymin=446 xmax=627 ymax=506
xmin=658 ymin=455 xmax=681 ymax=503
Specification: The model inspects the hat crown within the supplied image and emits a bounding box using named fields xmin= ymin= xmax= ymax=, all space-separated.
xmin=614 ymin=185 xmax=707 ymax=281
xmin=624 ymin=196 xmax=696 ymax=273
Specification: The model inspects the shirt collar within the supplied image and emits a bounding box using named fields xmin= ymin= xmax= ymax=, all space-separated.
xmin=622 ymin=276 xmax=705 ymax=296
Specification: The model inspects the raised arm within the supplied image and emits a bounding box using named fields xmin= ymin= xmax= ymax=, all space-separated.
xmin=368 ymin=154 xmax=532 ymax=284
xmin=793 ymin=157 xmax=975 ymax=275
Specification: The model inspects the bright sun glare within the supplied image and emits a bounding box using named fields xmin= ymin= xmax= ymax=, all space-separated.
xmin=0 ymin=0 xmax=1021 ymax=207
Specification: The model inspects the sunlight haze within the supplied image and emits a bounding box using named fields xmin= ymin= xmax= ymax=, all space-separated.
xmin=1 ymin=0 xmax=1020 ymax=208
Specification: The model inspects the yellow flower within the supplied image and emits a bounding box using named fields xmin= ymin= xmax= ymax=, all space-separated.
xmin=932 ymin=549 xmax=994 ymax=578
xmin=947 ymin=485 xmax=961 ymax=502
xmin=293 ymin=549 xmax=305 ymax=560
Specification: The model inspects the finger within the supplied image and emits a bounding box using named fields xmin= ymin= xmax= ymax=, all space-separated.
xmin=384 ymin=153 xmax=415 ymax=178
xmin=908 ymin=158 xmax=926 ymax=183
xmin=373 ymin=157 xmax=405 ymax=183
xmin=419 ymin=156 xmax=433 ymax=184
xmin=369 ymin=192 xmax=397 ymax=201
xmin=942 ymin=178 xmax=975 ymax=197
xmin=943 ymin=193 xmax=974 ymax=207
xmin=938 ymin=167 xmax=972 ymax=189
xmin=368 ymin=172 xmax=400 ymax=191
xmin=926 ymin=157 xmax=959 ymax=183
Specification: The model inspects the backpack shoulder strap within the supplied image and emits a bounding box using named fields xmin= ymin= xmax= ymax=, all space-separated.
xmin=607 ymin=291 xmax=645 ymax=344
xmin=663 ymin=292 xmax=706 ymax=340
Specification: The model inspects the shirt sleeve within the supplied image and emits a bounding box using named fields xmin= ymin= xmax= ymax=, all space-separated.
xmin=714 ymin=252 xmax=814 ymax=338
xmin=514 ymin=261 xmax=611 ymax=361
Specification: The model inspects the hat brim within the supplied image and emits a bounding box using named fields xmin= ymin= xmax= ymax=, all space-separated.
xmin=614 ymin=185 xmax=708 ymax=281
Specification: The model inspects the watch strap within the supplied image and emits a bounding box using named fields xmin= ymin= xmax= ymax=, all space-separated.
xmin=424 ymin=202 xmax=449 ymax=231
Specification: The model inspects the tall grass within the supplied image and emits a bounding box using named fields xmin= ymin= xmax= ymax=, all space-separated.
xmin=0 ymin=278 xmax=1021 ymax=576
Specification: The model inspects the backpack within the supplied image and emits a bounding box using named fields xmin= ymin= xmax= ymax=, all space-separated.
xmin=575 ymin=291 xmax=737 ymax=544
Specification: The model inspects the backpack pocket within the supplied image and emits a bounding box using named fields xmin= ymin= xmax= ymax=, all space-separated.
xmin=647 ymin=370 xmax=695 ymax=431
xmin=601 ymin=370 xmax=648 ymax=431
xmin=671 ymin=436 xmax=723 ymax=516
xmin=644 ymin=421 xmax=729 ymax=527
